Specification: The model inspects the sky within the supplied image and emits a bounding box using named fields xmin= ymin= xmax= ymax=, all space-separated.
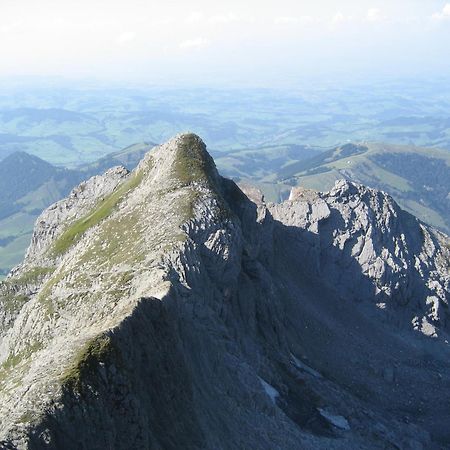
xmin=1 ymin=0 xmax=450 ymax=87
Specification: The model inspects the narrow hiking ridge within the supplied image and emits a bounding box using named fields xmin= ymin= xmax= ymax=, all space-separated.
xmin=0 ymin=134 xmax=449 ymax=449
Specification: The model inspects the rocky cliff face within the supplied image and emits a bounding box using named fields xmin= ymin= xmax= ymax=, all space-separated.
xmin=0 ymin=134 xmax=449 ymax=449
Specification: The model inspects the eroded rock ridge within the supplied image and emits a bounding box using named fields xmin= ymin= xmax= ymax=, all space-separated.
xmin=0 ymin=134 xmax=449 ymax=449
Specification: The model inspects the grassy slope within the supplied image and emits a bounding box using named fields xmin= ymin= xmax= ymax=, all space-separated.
xmin=51 ymin=170 xmax=143 ymax=256
xmin=0 ymin=144 xmax=154 ymax=278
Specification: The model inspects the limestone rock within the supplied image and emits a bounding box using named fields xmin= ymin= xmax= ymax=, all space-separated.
xmin=0 ymin=134 xmax=449 ymax=449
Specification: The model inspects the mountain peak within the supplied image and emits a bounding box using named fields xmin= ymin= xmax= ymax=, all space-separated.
xmin=137 ymin=133 xmax=220 ymax=189
xmin=12 ymin=133 xmax=228 ymax=281
xmin=0 ymin=151 xmax=54 ymax=173
xmin=1 ymin=135 xmax=449 ymax=449
xmin=0 ymin=151 xmax=60 ymax=212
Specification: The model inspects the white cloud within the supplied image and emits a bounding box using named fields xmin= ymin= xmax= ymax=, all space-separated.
xmin=367 ymin=8 xmax=382 ymax=22
xmin=275 ymin=17 xmax=299 ymax=25
xmin=298 ymin=16 xmax=315 ymax=25
xmin=116 ymin=31 xmax=136 ymax=45
xmin=332 ymin=12 xmax=346 ymax=24
xmin=179 ymin=37 xmax=209 ymax=49
xmin=185 ymin=12 xmax=204 ymax=24
xmin=330 ymin=8 xmax=383 ymax=25
xmin=1 ymin=1 xmax=449 ymax=84
xmin=432 ymin=4 xmax=450 ymax=20
xmin=208 ymin=13 xmax=240 ymax=25
xmin=274 ymin=16 xmax=314 ymax=26
xmin=0 ymin=21 xmax=23 ymax=34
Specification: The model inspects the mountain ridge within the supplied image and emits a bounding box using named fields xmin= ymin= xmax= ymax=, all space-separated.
xmin=1 ymin=139 xmax=449 ymax=277
xmin=0 ymin=134 xmax=449 ymax=449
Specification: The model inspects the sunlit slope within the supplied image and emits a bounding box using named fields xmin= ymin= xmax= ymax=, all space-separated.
xmin=0 ymin=143 xmax=153 ymax=277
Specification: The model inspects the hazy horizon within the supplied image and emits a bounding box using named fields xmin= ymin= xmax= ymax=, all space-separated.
xmin=1 ymin=0 xmax=450 ymax=87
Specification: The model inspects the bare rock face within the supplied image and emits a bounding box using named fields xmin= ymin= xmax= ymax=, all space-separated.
xmin=270 ymin=180 xmax=449 ymax=337
xmin=0 ymin=134 xmax=449 ymax=449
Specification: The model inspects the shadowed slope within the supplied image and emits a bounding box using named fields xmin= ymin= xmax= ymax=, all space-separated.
xmin=0 ymin=134 xmax=449 ymax=449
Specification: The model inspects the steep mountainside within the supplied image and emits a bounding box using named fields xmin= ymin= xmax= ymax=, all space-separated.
xmin=0 ymin=143 xmax=153 ymax=277
xmin=278 ymin=142 xmax=450 ymax=234
xmin=2 ymin=139 xmax=448 ymax=277
xmin=0 ymin=134 xmax=449 ymax=449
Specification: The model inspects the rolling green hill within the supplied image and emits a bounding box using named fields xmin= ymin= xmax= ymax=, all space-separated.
xmin=277 ymin=142 xmax=450 ymax=234
xmin=213 ymin=143 xmax=320 ymax=179
xmin=2 ymin=82 xmax=450 ymax=168
xmin=80 ymin=142 xmax=155 ymax=174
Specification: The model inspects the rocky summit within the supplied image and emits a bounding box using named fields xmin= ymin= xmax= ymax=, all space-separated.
xmin=0 ymin=134 xmax=449 ymax=449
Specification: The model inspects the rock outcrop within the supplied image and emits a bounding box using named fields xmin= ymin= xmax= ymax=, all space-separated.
xmin=271 ymin=181 xmax=449 ymax=336
xmin=0 ymin=134 xmax=449 ymax=449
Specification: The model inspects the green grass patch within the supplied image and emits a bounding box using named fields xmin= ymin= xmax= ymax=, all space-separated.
xmin=17 ymin=411 xmax=37 ymax=424
xmin=77 ymin=208 xmax=145 ymax=269
xmin=37 ymin=268 xmax=68 ymax=316
xmin=0 ymin=291 xmax=29 ymax=315
xmin=50 ymin=170 xmax=144 ymax=257
xmin=173 ymin=134 xmax=217 ymax=187
xmin=172 ymin=134 xmax=237 ymax=222
xmin=0 ymin=341 xmax=43 ymax=387
xmin=13 ymin=266 xmax=55 ymax=286
xmin=0 ymin=267 xmax=54 ymax=314
xmin=61 ymin=334 xmax=115 ymax=393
